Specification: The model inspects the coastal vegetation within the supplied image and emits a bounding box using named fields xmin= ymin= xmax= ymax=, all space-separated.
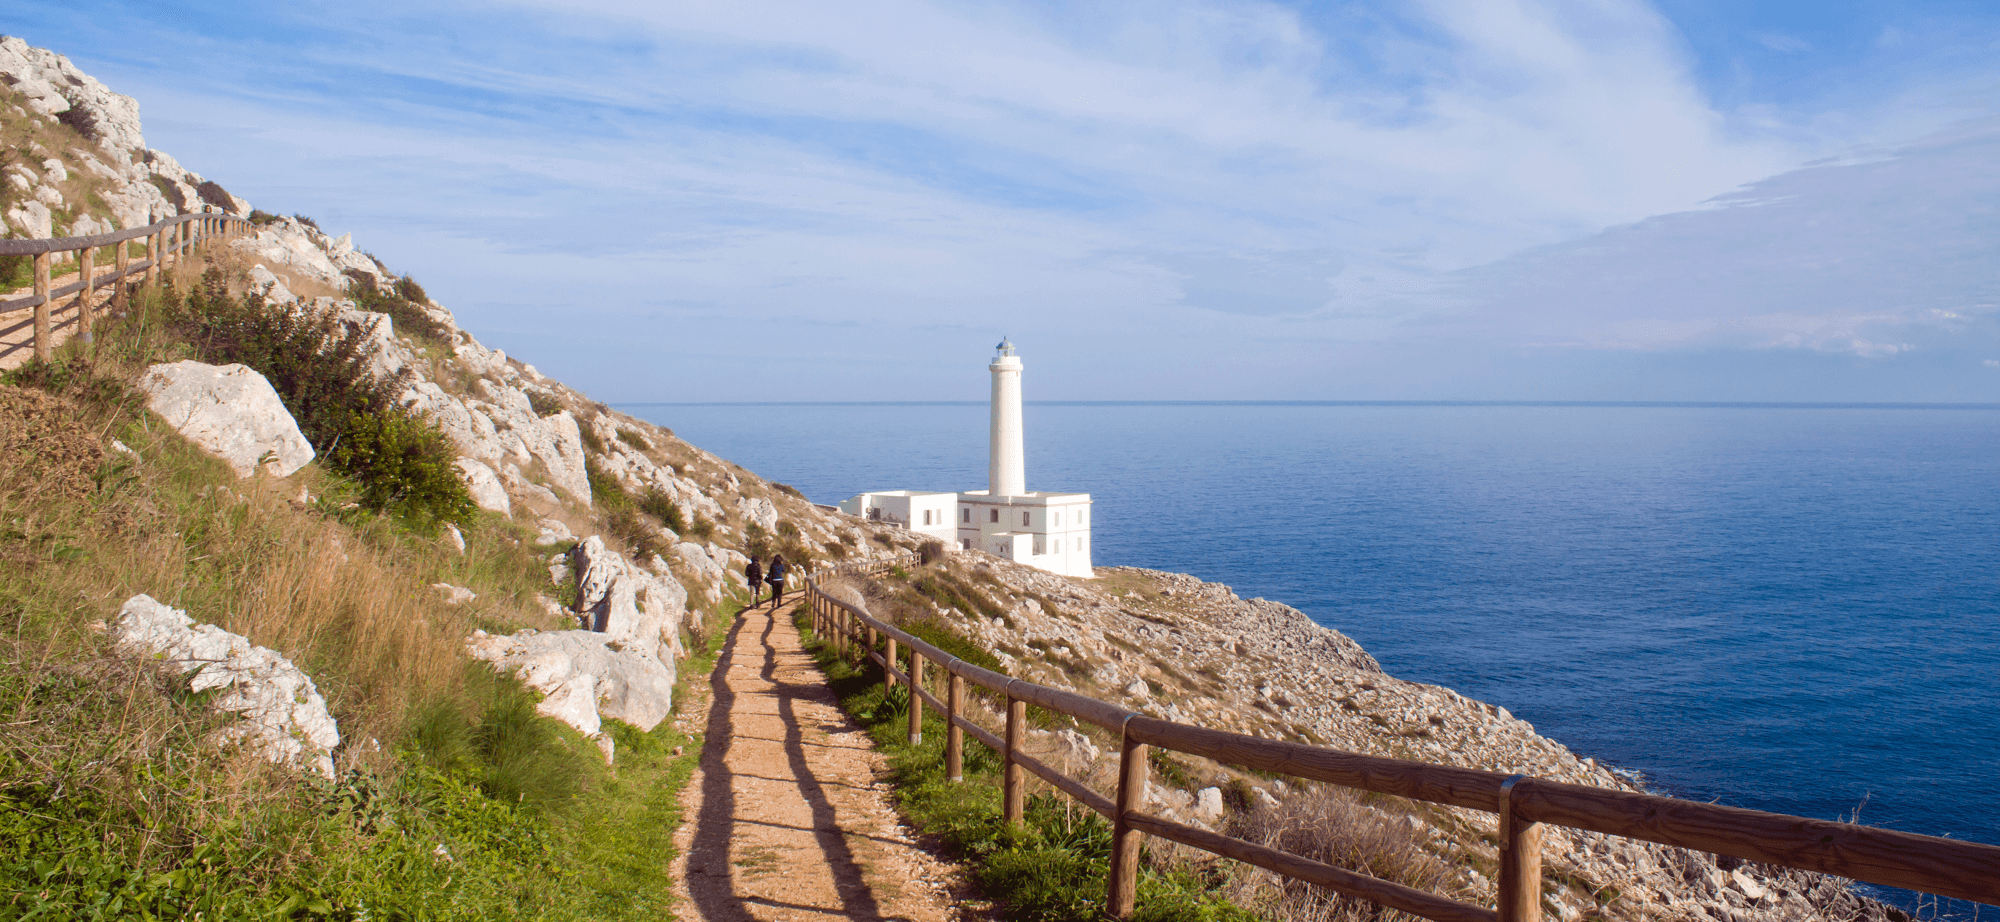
xmin=0 ymin=255 xmax=735 ymax=918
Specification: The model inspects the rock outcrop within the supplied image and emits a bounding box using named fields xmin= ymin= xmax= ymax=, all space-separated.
xmin=113 ymin=595 xmax=341 ymax=778
xmin=138 ymin=361 xmax=314 ymax=478
xmin=467 ymin=539 xmax=697 ymax=759
xmin=0 ymin=35 xmax=255 ymax=235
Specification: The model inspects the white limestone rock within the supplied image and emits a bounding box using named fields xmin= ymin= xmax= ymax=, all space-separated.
xmin=432 ymin=583 xmax=476 ymax=605
xmin=113 ymin=595 xmax=341 ymax=777
xmin=246 ymin=264 xmax=296 ymax=305
xmin=454 ymin=458 xmax=511 ymax=516
xmin=0 ymin=36 xmax=150 ymax=154
xmin=536 ymin=517 xmax=575 ymax=545
xmin=465 ymin=628 xmax=677 ymax=737
xmin=736 ymin=496 xmax=779 ymax=533
xmin=573 ymin=536 xmax=688 ymax=664
xmin=138 ymin=361 xmax=314 ymax=478
xmin=1194 ymin=786 xmax=1226 ymax=820
xmin=5 ymin=200 xmax=52 ymax=239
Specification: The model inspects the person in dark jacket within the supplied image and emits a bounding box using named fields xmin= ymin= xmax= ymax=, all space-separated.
xmin=745 ymin=555 xmax=764 ymax=605
xmin=766 ymin=554 xmax=788 ymax=607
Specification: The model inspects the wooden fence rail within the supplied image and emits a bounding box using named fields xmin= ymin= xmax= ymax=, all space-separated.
xmin=802 ymin=561 xmax=2000 ymax=921
xmin=0 ymin=212 xmax=253 ymax=365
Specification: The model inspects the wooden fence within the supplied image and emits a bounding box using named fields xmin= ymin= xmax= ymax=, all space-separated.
xmin=0 ymin=212 xmax=252 ymax=365
xmin=804 ymin=560 xmax=2000 ymax=922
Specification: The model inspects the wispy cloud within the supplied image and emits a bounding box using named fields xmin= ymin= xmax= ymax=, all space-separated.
xmin=10 ymin=0 xmax=2000 ymax=401
xmin=1755 ymin=32 xmax=1813 ymax=54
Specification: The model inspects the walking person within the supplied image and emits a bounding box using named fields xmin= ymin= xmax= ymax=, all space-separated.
xmin=767 ymin=553 xmax=788 ymax=608
xmin=745 ymin=555 xmax=764 ymax=606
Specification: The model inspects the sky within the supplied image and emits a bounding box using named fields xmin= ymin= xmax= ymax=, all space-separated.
xmin=8 ymin=1 xmax=2000 ymax=402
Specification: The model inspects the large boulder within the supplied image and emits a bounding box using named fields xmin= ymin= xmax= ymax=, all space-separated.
xmin=574 ymin=536 xmax=687 ymax=663
xmin=454 ymin=457 xmax=511 ymax=516
xmin=465 ymin=628 xmax=676 ymax=735
xmin=736 ymin=496 xmax=779 ymax=533
xmin=113 ymin=595 xmax=341 ymax=778
xmin=138 ymin=361 xmax=313 ymax=478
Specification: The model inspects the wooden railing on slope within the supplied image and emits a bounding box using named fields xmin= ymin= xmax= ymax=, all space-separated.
xmin=0 ymin=213 xmax=253 ymax=364
xmin=803 ymin=564 xmax=2000 ymax=922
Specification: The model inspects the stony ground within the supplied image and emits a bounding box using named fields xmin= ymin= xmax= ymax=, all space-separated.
xmin=669 ymin=595 xmax=985 ymax=922
xmin=841 ymin=556 xmax=1901 ymax=922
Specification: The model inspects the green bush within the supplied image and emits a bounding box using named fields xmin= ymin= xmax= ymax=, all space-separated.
xmin=325 ymin=408 xmax=477 ymax=531
xmin=637 ymin=487 xmax=686 ymax=534
xmin=347 ymin=273 xmax=450 ymax=343
xmin=167 ymin=268 xmax=474 ymax=530
xmin=394 ymin=276 xmax=429 ymax=305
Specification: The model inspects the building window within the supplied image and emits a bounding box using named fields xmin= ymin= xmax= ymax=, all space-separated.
xmin=1055 ymin=539 xmax=1063 ymax=553
xmin=1054 ymin=511 xmax=1061 ymax=526
xmin=1022 ymin=511 xmax=1030 ymax=527
xmin=922 ymin=510 xmax=931 ymax=525
xmin=961 ymin=539 xmax=972 ymax=550
xmin=962 ymin=508 xmax=970 ymax=523
xmin=1033 ymin=535 xmax=1046 ymax=555
xmin=990 ymin=509 xmax=999 ymax=523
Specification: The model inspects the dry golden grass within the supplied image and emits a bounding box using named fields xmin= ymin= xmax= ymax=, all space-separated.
xmin=1218 ymin=786 xmax=1472 ymax=922
xmin=0 ymin=295 xmax=557 ymax=766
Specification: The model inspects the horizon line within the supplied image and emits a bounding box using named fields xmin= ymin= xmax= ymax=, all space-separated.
xmin=613 ymin=400 xmax=2000 ymax=410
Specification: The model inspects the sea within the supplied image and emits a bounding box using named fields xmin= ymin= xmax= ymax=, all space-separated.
xmin=626 ymin=401 xmax=2000 ymax=903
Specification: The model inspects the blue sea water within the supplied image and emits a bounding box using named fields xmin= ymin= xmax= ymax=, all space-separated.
xmin=627 ymin=401 xmax=2000 ymax=859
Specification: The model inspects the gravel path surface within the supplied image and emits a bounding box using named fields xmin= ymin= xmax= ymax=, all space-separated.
xmin=670 ymin=597 xmax=984 ymax=922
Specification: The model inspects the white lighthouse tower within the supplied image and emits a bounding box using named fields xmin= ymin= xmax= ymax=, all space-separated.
xmin=988 ymin=338 xmax=1026 ymax=497
xmin=839 ymin=339 xmax=1094 ymax=579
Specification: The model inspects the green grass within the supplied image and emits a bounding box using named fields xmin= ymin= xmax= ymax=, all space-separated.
xmin=792 ymin=605 xmax=1261 ymax=922
xmin=0 ymin=278 xmax=737 ymax=920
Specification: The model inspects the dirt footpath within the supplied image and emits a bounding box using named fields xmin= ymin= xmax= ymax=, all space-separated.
xmin=670 ymin=598 xmax=984 ymax=922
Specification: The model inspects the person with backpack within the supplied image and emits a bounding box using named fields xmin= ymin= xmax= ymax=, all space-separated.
xmin=767 ymin=554 xmax=788 ymax=607
xmin=745 ymin=555 xmax=764 ymax=605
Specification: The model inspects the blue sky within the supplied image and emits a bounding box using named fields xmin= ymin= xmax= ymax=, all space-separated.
xmin=9 ymin=1 xmax=2000 ymax=401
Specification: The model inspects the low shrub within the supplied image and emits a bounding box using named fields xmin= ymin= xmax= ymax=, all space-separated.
xmin=347 ymin=272 xmax=450 ymax=343
xmin=617 ymin=428 xmax=649 ymax=451
xmin=165 ymin=268 xmax=474 ymax=530
xmin=637 ymin=487 xmax=686 ymax=534
xmin=529 ymin=390 xmax=564 ymax=417
xmin=394 ymin=275 xmax=429 ymax=305
xmin=324 ymin=407 xmax=477 ymax=531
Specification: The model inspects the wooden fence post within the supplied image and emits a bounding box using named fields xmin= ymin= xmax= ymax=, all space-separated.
xmin=885 ymin=635 xmax=899 ymax=691
xmin=32 ymin=252 xmax=51 ymax=362
xmin=1108 ymin=719 xmax=1149 ymax=919
xmin=114 ymin=236 xmax=130 ymax=310
xmin=145 ymin=230 xmax=158 ymax=286
xmin=907 ymin=652 xmax=924 ymax=745
xmin=77 ymin=245 xmax=95 ymax=345
xmin=1004 ymin=689 xmax=1025 ymax=827
xmin=946 ymin=671 xmax=964 ymax=782
xmin=1497 ymin=775 xmax=1543 ymax=922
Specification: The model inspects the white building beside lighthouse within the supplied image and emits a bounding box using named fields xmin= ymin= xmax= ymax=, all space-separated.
xmin=839 ymin=339 xmax=1095 ymax=579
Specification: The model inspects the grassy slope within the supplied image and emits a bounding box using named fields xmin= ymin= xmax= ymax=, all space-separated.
xmin=0 ymin=269 xmax=736 ymax=919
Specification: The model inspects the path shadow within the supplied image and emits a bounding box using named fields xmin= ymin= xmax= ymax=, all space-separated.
xmin=681 ymin=602 xmax=889 ymax=921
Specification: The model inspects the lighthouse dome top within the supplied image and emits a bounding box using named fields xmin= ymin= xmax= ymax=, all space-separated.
xmin=995 ymin=338 xmax=1016 ymax=357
